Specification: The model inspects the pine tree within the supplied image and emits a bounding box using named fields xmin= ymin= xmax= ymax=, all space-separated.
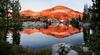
xmin=83 ymin=0 xmax=100 ymax=55
xmin=83 ymin=4 xmax=91 ymax=47
xmin=89 ymin=0 xmax=100 ymax=54
xmin=0 ymin=0 xmax=21 ymax=43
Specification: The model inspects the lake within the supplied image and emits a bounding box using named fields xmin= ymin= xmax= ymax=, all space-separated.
xmin=19 ymin=32 xmax=83 ymax=48
xmin=7 ymin=21 xmax=84 ymax=49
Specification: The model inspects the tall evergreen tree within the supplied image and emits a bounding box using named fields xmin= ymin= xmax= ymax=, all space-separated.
xmin=83 ymin=0 xmax=100 ymax=55
xmin=0 ymin=0 xmax=21 ymax=44
xmin=0 ymin=0 xmax=12 ymax=42
xmin=89 ymin=0 xmax=100 ymax=54
xmin=83 ymin=4 xmax=91 ymax=47
xmin=10 ymin=0 xmax=22 ymax=45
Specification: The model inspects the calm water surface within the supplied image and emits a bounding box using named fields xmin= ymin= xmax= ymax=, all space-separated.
xmin=19 ymin=32 xmax=83 ymax=48
xmin=7 ymin=22 xmax=84 ymax=48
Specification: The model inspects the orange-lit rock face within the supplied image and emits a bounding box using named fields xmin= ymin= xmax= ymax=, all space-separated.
xmin=20 ymin=6 xmax=83 ymax=20
xmin=40 ymin=6 xmax=82 ymax=20
xmin=20 ymin=10 xmax=39 ymax=16
xmin=22 ymin=25 xmax=82 ymax=38
xmin=21 ymin=6 xmax=83 ymax=38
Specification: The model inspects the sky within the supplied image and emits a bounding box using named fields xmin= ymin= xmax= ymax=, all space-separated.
xmin=19 ymin=0 xmax=92 ymax=12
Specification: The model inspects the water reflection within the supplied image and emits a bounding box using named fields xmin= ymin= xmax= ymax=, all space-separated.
xmin=20 ymin=32 xmax=83 ymax=48
xmin=7 ymin=21 xmax=83 ymax=48
xmin=22 ymin=22 xmax=82 ymax=38
xmin=7 ymin=31 xmax=83 ymax=48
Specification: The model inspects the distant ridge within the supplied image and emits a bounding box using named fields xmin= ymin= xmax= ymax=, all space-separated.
xmin=20 ymin=6 xmax=83 ymax=20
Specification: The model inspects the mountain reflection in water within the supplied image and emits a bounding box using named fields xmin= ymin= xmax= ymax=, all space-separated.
xmin=20 ymin=32 xmax=83 ymax=48
xmin=7 ymin=22 xmax=83 ymax=48
xmin=22 ymin=22 xmax=82 ymax=38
